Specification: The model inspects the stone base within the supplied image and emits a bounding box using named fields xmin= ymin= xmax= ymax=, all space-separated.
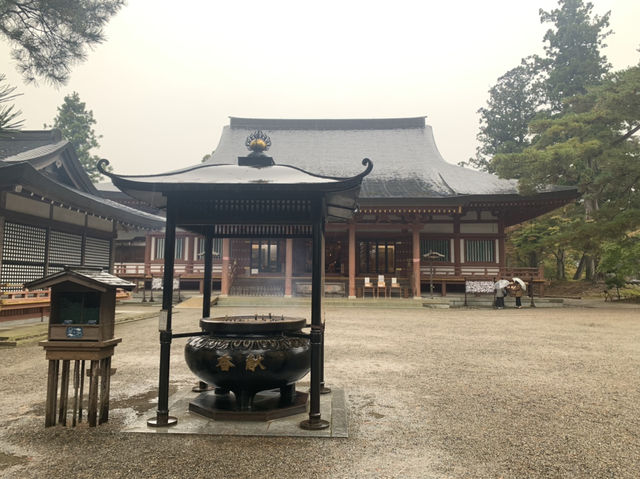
xmin=189 ymin=389 xmax=308 ymax=421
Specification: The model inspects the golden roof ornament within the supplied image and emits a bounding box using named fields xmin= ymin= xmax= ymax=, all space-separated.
xmin=245 ymin=130 xmax=272 ymax=154
xmin=238 ymin=130 xmax=275 ymax=167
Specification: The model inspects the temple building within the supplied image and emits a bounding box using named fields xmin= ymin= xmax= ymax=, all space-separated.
xmin=110 ymin=117 xmax=576 ymax=298
xmin=0 ymin=130 xmax=163 ymax=293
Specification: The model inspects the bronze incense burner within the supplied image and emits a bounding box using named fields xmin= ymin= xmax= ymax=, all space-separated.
xmin=185 ymin=315 xmax=310 ymax=416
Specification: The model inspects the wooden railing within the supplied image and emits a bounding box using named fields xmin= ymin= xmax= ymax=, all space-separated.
xmin=0 ymin=286 xmax=130 ymax=321
xmin=419 ymin=265 xmax=542 ymax=280
xmin=0 ymin=287 xmax=51 ymax=321
xmin=113 ymin=262 xmax=223 ymax=277
xmin=113 ymin=262 xmax=145 ymax=275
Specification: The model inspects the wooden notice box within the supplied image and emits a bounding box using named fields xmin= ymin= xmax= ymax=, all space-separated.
xmin=26 ymin=268 xmax=134 ymax=427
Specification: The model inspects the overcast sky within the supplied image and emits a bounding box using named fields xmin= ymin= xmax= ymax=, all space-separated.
xmin=1 ymin=0 xmax=639 ymax=176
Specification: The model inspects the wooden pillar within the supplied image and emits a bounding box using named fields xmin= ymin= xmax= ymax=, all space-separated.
xmin=144 ymin=233 xmax=152 ymax=276
xmin=87 ymin=360 xmax=99 ymax=427
xmin=186 ymin=235 xmax=195 ymax=274
xmin=148 ymin=201 xmax=177 ymax=427
xmin=348 ymin=221 xmax=356 ymax=299
xmin=79 ymin=361 xmax=85 ymax=423
xmin=71 ymin=360 xmax=80 ymax=427
xmin=454 ymin=215 xmax=461 ymax=276
xmin=45 ymin=360 xmax=59 ymax=427
xmin=99 ymin=357 xmax=111 ymax=425
xmin=58 ymin=360 xmax=70 ymax=425
xmin=412 ymin=224 xmax=421 ymax=299
xmin=220 ymin=238 xmax=230 ymax=297
xmin=284 ymin=238 xmax=293 ymax=297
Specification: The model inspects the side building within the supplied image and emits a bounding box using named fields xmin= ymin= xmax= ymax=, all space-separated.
xmin=110 ymin=117 xmax=576 ymax=297
xmin=0 ymin=130 xmax=164 ymax=297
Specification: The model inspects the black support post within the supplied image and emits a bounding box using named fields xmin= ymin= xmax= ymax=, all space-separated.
xmin=202 ymin=232 xmax=213 ymax=319
xmin=320 ymin=320 xmax=331 ymax=394
xmin=148 ymin=202 xmax=178 ymax=427
xmin=193 ymin=231 xmax=214 ymax=393
xmin=301 ymin=200 xmax=329 ymax=430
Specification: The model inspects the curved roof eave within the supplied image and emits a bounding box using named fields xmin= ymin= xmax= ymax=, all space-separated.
xmin=97 ymin=158 xmax=373 ymax=210
xmin=0 ymin=163 xmax=165 ymax=229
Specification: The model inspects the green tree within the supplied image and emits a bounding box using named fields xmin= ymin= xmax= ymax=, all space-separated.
xmin=48 ymin=91 xmax=107 ymax=182
xmin=472 ymin=0 xmax=611 ymax=173
xmin=465 ymin=57 xmax=546 ymax=172
xmin=540 ymin=0 xmax=611 ymax=112
xmin=0 ymin=73 xmax=23 ymax=132
xmin=0 ymin=0 xmax=125 ymax=85
xmin=508 ymin=207 xmax=578 ymax=279
xmin=493 ymin=65 xmax=640 ymax=280
xmin=476 ymin=0 xmax=618 ymax=280
xmin=599 ymin=238 xmax=640 ymax=297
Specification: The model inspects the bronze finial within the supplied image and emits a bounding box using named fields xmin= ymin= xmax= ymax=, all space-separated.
xmin=245 ymin=130 xmax=272 ymax=153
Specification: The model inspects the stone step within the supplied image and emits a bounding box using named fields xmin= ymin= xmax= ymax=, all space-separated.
xmin=215 ymin=297 xmax=424 ymax=309
xmin=213 ymin=296 xmax=564 ymax=309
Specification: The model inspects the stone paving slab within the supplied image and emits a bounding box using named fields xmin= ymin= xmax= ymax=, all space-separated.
xmin=125 ymin=387 xmax=347 ymax=438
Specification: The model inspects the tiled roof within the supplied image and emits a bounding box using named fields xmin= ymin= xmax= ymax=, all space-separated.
xmin=1 ymin=140 xmax=68 ymax=163
xmin=207 ymin=117 xmax=524 ymax=199
xmin=26 ymin=267 xmax=135 ymax=291
xmin=0 ymin=130 xmax=64 ymax=159
xmin=0 ymin=136 xmax=165 ymax=229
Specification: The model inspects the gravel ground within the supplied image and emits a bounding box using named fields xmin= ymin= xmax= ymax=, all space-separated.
xmin=1 ymin=303 xmax=639 ymax=479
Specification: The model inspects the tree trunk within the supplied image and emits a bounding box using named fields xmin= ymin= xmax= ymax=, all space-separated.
xmin=573 ymin=254 xmax=586 ymax=280
xmin=555 ymin=249 xmax=565 ymax=280
xmin=585 ymin=255 xmax=595 ymax=281
xmin=583 ymin=196 xmax=598 ymax=281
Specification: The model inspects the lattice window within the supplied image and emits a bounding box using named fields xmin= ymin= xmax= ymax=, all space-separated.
xmin=1 ymin=222 xmax=46 ymax=289
xmin=465 ymin=239 xmax=495 ymax=262
xmin=197 ymin=237 xmax=222 ymax=260
xmin=358 ymin=240 xmax=396 ymax=274
xmin=49 ymin=230 xmax=82 ymax=267
xmin=0 ymin=264 xmax=44 ymax=289
xmin=154 ymin=237 xmax=193 ymax=260
xmin=84 ymin=237 xmax=111 ymax=268
xmin=174 ymin=238 xmax=184 ymax=260
xmin=420 ymin=239 xmax=450 ymax=262
xmin=250 ymin=240 xmax=281 ymax=273
xmin=2 ymin=222 xmax=46 ymax=263
xmin=154 ymin=237 xmax=165 ymax=260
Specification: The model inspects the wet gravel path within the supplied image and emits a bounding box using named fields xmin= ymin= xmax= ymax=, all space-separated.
xmin=1 ymin=304 xmax=639 ymax=478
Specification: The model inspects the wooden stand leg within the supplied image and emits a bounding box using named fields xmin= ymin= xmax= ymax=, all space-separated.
xmin=87 ymin=360 xmax=99 ymax=427
xmin=99 ymin=357 xmax=111 ymax=425
xmin=45 ymin=360 xmax=59 ymax=427
xmin=72 ymin=360 xmax=80 ymax=427
xmin=78 ymin=361 xmax=85 ymax=423
xmin=58 ymin=360 xmax=70 ymax=426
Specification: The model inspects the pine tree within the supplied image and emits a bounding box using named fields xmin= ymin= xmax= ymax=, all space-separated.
xmin=540 ymin=0 xmax=611 ymax=111
xmin=0 ymin=0 xmax=125 ymax=85
xmin=0 ymin=74 xmax=23 ymax=133
xmin=466 ymin=57 xmax=546 ymax=172
xmin=49 ymin=92 xmax=107 ymax=182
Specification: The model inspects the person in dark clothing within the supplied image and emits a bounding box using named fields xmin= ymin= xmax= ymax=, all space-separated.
xmin=508 ymin=281 xmax=524 ymax=308
xmin=495 ymin=285 xmax=506 ymax=309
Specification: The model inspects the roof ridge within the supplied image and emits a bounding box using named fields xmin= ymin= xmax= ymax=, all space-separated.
xmin=229 ymin=117 xmax=426 ymax=131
